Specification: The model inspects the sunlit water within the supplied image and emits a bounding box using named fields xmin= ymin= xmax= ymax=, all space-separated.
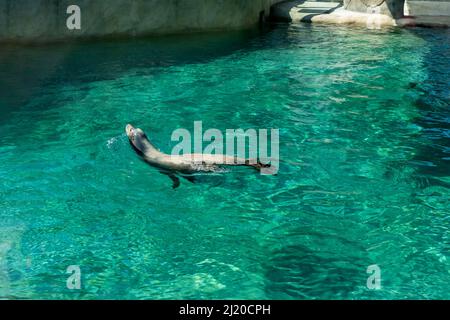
xmin=0 ymin=24 xmax=449 ymax=299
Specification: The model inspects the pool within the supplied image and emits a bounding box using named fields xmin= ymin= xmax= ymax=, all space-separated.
xmin=0 ymin=23 xmax=449 ymax=299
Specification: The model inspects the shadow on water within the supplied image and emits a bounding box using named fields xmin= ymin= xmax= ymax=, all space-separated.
xmin=263 ymin=244 xmax=372 ymax=299
xmin=0 ymin=22 xmax=328 ymax=139
xmin=408 ymin=28 xmax=450 ymax=183
xmin=0 ymin=27 xmax=276 ymax=123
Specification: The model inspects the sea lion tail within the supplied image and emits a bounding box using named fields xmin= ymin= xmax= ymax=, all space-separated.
xmin=247 ymin=160 xmax=271 ymax=171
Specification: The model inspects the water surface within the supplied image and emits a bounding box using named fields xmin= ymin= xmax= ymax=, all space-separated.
xmin=0 ymin=24 xmax=449 ymax=299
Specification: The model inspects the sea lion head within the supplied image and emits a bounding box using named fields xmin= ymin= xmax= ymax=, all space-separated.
xmin=126 ymin=124 xmax=150 ymax=156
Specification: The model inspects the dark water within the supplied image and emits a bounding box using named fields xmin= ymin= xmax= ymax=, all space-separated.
xmin=0 ymin=24 xmax=449 ymax=299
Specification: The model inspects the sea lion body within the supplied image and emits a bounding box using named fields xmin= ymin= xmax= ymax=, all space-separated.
xmin=125 ymin=124 xmax=268 ymax=188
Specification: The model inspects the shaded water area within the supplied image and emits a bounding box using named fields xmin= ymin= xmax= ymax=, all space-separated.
xmin=0 ymin=24 xmax=449 ymax=299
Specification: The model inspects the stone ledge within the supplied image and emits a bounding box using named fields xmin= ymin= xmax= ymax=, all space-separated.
xmin=405 ymin=0 xmax=450 ymax=16
xmin=271 ymin=0 xmax=450 ymax=27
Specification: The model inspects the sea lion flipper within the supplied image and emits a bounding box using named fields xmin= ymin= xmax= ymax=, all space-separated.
xmin=182 ymin=175 xmax=196 ymax=184
xmin=249 ymin=161 xmax=271 ymax=171
xmin=160 ymin=171 xmax=180 ymax=189
xmin=169 ymin=174 xmax=181 ymax=189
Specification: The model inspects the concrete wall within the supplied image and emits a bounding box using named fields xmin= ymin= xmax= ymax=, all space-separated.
xmin=0 ymin=0 xmax=283 ymax=43
xmin=405 ymin=0 xmax=450 ymax=16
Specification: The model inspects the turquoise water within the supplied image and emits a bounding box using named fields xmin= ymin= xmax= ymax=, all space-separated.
xmin=0 ymin=24 xmax=449 ymax=299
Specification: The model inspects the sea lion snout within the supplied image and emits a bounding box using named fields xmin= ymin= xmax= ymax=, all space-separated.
xmin=126 ymin=124 xmax=147 ymax=140
xmin=126 ymin=124 xmax=134 ymax=134
xmin=126 ymin=124 xmax=151 ymax=156
xmin=126 ymin=124 xmax=136 ymax=141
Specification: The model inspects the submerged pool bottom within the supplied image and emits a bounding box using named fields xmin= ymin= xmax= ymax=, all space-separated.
xmin=0 ymin=24 xmax=449 ymax=299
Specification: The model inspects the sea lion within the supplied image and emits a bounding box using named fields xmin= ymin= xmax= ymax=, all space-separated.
xmin=125 ymin=124 xmax=269 ymax=189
